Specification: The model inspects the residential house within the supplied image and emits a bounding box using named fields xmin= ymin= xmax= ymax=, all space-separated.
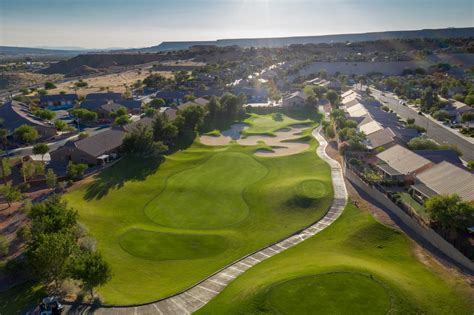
xmin=163 ymin=107 xmax=178 ymax=121
xmin=50 ymin=128 xmax=125 ymax=165
xmin=282 ymin=91 xmax=307 ymax=108
xmin=414 ymin=150 xmax=464 ymax=166
xmin=50 ymin=117 xmax=153 ymax=166
xmin=357 ymin=115 xmax=383 ymax=135
xmin=365 ymin=127 xmax=397 ymax=150
xmin=85 ymin=92 xmax=122 ymax=102
xmin=442 ymin=100 xmax=473 ymax=123
xmin=0 ymin=101 xmax=57 ymax=139
xmin=178 ymin=97 xmax=210 ymax=111
xmin=346 ymin=103 xmax=369 ymax=118
xmin=40 ymin=94 xmax=78 ymax=110
xmin=80 ymin=99 xmax=142 ymax=119
xmin=156 ymin=90 xmax=187 ymax=105
xmin=232 ymin=87 xmax=269 ymax=103
xmin=411 ymin=161 xmax=474 ymax=202
xmin=375 ymin=144 xmax=433 ymax=182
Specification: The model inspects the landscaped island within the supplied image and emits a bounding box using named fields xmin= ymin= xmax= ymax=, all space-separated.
xmin=64 ymin=113 xmax=333 ymax=304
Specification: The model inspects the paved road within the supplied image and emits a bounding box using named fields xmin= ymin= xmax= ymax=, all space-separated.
xmin=57 ymin=127 xmax=348 ymax=315
xmin=370 ymin=89 xmax=474 ymax=161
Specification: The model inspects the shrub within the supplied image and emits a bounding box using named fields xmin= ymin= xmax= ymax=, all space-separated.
xmin=17 ymin=225 xmax=31 ymax=241
xmin=0 ymin=236 xmax=9 ymax=256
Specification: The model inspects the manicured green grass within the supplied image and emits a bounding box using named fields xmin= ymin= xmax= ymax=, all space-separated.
xmin=62 ymin=114 xmax=331 ymax=304
xmin=267 ymin=273 xmax=391 ymax=314
xmin=399 ymin=192 xmax=430 ymax=220
xmin=204 ymin=129 xmax=221 ymax=137
xmin=242 ymin=113 xmax=312 ymax=136
xmin=196 ymin=203 xmax=473 ymax=314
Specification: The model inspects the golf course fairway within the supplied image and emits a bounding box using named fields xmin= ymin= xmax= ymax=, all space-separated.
xmin=196 ymin=203 xmax=474 ymax=314
xmin=64 ymin=114 xmax=333 ymax=304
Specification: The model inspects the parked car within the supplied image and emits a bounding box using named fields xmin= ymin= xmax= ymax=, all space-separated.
xmin=37 ymin=297 xmax=64 ymax=315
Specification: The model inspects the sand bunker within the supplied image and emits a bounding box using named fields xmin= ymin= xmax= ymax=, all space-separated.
xmin=200 ymin=124 xmax=310 ymax=157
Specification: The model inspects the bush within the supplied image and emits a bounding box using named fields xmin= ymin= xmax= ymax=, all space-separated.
xmin=44 ymin=82 xmax=56 ymax=90
xmin=432 ymin=110 xmax=450 ymax=122
xmin=0 ymin=236 xmax=9 ymax=256
xmin=17 ymin=225 xmax=31 ymax=241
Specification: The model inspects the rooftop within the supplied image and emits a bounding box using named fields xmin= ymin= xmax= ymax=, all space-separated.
xmin=376 ymin=144 xmax=432 ymax=175
xmin=416 ymin=161 xmax=474 ymax=202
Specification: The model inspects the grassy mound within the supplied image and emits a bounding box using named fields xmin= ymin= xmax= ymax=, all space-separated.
xmin=196 ymin=203 xmax=473 ymax=314
xmin=144 ymin=152 xmax=267 ymax=229
xmin=118 ymin=230 xmax=229 ymax=260
xmin=296 ymin=180 xmax=327 ymax=199
xmin=267 ymin=273 xmax=391 ymax=314
xmin=243 ymin=113 xmax=312 ymax=136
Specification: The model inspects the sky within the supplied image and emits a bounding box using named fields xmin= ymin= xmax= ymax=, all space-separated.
xmin=0 ymin=0 xmax=473 ymax=49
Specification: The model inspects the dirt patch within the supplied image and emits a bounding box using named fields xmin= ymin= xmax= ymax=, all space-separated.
xmin=48 ymin=69 xmax=174 ymax=96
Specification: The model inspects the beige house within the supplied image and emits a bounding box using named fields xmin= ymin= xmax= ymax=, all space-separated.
xmin=375 ymin=144 xmax=433 ymax=183
xmin=412 ymin=161 xmax=474 ymax=202
xmin=282 ymin=91 xmax=307 ymax=108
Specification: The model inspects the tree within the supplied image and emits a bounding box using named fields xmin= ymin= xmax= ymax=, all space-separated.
xmin=432 ymin=110 xmax=450 ymax=122
xmin=420 ymin=87 xmax=438 ymax=112
xmin=465 ymin=94 xmax=474 ymax=106
xmin=71 ymin=251 xmax=112 ymax=298
xmin=114 ymin=115 xmax=130 ymax=126
xmin=0 ymin=128 xmax=7 ymax=151
xmin=33 ymin=143 xmax=50 ymax=161
xmin=27 ymin=231 xmax=78 ymax=290
xmin=467 ymin=160 xmax=474 ymax=170
xmin=407 ymin=137 xmax=439 ymax=150
xmin=122 ymin=124 xmax=167 ymax=157
xmin=70 ymin=109 xmax=98 ymax=122
xmin=0 ymin=158 xmax=12 ymax=184
xmin=319 ymin=69 xmax=328 ymax=79
xmin=1 ymin=184 xmax=22 ymax=207
xmin=425 ymin=194 xmax=474 ymax=234
xmin=0 ymin=236 xmax=8 ymax=256
xmin=54 ymin=120 xmax=68 ymax=131
xmin=177 ymin=105 xmax=206 ymax=131
xmin=29 ymin=196 xmax=78 ymax=235
xmin=33 ymin=109 xmax=55 ymax=121
xmin=44 ymin=82 xmax=56 ymax=90
xmin=15 ymin=125 xmax=39 ymax=143
xmin=148 ymin=98 xmax=165 ymax=108
xmin=110 ymin=107 xmax=128 ymax=118
xmin=67 ymin=162 xmax=87 ymax=180
xmin=153 ymin=113 xmax=178 ymax=144
xmin=325 ymin=90 xmax=338 ymax=105
xmin=461 ymin=111 xmax=474 ymax=123
xmin=46 ymin=169 xmax=57 ymax=190
xmin=21 ymin=161 xmax=35 ymax=183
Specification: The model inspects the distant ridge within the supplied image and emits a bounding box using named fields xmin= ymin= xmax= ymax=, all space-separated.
xmin=149 ymin=27 xmax=474 ymax=52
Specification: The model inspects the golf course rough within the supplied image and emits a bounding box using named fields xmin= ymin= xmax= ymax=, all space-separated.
xmin=196 ymin=203 xmax=474 ymax=314
xmin=63 ymin=113 xmax=335 ymax=304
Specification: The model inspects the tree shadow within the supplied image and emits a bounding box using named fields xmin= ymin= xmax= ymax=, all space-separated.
xmin=168 ymin=130 xmax=196 ymax=154
xmin=83 ymin=156 xmax=164 ymax=201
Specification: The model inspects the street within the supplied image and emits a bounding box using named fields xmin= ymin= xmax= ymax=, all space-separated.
xmin=371 ymin=89 xmax=474 ymax=161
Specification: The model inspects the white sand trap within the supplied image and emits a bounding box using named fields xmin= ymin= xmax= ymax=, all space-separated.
xmin=199 ymin=124 xmax=311 ymax=157
xmin=200 ymin=123 xmax=248 ymax=145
